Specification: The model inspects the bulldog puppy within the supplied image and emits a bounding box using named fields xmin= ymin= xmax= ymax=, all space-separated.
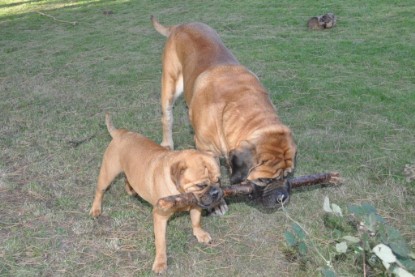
xmin=90 ymin=114 xmax=223 ymax=273
xmin=151 ymin=16 xmax=296 ymax=213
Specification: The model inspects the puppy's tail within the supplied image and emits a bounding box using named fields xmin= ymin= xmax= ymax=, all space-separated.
xmin=105 ymin=113 xmax=117 ymax=138
xmin=151 ymin=15 xmax=172 ymax=37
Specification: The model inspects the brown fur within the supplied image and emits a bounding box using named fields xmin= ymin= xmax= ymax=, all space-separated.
xmin=151 ymin=16 xmax=296 ymax=188
xmin=89 ymin=113 xmax=222 ymax=273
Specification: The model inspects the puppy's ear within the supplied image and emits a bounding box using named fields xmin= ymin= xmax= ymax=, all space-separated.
xmin=229 ymin=141 xmax=256 ymax=184
xmin=170 ymin=160 xmax=187 ymax=190
xmin=202 ymin=156 xmax=220 ymax=183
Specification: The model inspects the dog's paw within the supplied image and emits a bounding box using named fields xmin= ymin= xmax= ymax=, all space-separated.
xmin=152 ymin=260 xmax=167 ymax=274
xmin=194 ymin=228 xmax=212 ymax=244
xmin=207 ymin=199 xmax=228 ymax=216
xmin=89 ymin=206 xmax=101 ymax=218
xmin=160 ymin=139 xmax=174 ymax=150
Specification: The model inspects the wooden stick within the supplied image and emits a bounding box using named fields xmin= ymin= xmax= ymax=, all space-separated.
xmin=156 ymin=193 xmax=198 ymax=211
xmin=223 ymin=183 xmax=253 ymax=197
xmin=36 ymin=11 xmax=78 ymax=26
xmin=287 ymin=172 xmax=341 ymax=189
xmin=156 ymin=172 xmax=342 ymax=209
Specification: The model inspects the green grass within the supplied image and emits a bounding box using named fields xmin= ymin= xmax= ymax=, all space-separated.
xmin=1 ymin=0 xmax=414 ymax=276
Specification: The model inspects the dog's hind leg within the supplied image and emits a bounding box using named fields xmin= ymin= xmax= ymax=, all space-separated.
xmin=160 ymin=43 xmax=183 ymax=150
xmin=160 ymin=74 xmax=183 ymax=150
xmin=90 ymin=146 xmax=122 ymax=217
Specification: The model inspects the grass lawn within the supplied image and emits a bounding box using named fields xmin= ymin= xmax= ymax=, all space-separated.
xmin=1 ymin=0 xmax=414 ymax=276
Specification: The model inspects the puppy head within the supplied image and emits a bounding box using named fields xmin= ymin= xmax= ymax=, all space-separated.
xmin=229 ymin=127 xmax=296 ymax=184
xmin=170 ymin=152 xmax=223 ymax=209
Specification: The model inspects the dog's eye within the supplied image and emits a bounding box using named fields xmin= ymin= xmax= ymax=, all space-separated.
xmin=196 ymin=184 xmax=208 ymax=189
xmin=258 ymin=178 xmax=273 ymax=185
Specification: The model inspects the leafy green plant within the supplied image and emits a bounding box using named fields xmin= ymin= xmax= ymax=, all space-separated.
xmin=283 ymin=197 xmax=415 ymax=277
xmin=283 ymin=203 xmax=336 ymax=276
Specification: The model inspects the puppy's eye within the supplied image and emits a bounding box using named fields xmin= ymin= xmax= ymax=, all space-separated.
xmin=196 ymin=184 xmax=208 ymax=189
xmin=258 ymin=178 xmax=273 ymax=184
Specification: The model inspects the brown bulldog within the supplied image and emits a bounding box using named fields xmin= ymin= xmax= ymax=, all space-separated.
xmin=151 ymin=16 xmax=296 ymax=213
xmin=89 ymin=114 xmax=223 ymax=273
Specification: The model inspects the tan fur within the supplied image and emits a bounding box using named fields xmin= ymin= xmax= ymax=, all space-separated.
xmin=152 ymin=16 xmax=296 ymax=184
xmin=90 ymin=113 xmax=222 ymax=273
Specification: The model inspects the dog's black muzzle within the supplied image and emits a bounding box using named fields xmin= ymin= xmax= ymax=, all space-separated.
xmin=248 ymin=178 xmax=291 ymax=208
xmin=197 ymin=185 xmax=224 ymax=209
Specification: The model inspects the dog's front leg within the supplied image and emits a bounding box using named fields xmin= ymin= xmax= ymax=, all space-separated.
xmin=152 ymin=209 xmax=172 ymax=274
xmin=190 ymin=207 xmax=212 ymax=244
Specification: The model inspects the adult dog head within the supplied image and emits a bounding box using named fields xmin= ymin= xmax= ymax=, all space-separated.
xmin=228 ymin=126 xmax=296 ymax=206
xmin=229 ymin=127 xmax=296 ymax=184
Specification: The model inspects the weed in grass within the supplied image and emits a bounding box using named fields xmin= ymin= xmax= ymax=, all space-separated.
xmin=283 ymin=197 xmax=415 ymax=276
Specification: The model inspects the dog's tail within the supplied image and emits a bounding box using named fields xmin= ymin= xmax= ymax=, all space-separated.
xmin=105 ymin=113 xmax=117 ymax=138
xmin=151 ymin=15 xmax=172 ymax=37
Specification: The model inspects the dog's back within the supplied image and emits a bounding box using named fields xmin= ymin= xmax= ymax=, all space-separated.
xmin=105 ymin=113 xmax=166 ymax=157
xmin=151 ymin=16 xmax=239 ymax=102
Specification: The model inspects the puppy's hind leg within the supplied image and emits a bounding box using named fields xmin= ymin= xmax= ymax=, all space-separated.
xmin=90 ymin=146 xmax=122 ymax=217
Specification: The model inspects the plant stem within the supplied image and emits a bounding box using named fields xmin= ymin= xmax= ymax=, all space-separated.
xmin=281 ymin=202 xmax=334 ymax=270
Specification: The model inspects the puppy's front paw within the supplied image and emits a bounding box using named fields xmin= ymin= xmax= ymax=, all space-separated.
xmin=208 ymin=199 xmax=228 ymax=216
xmin=152 ymin=260 xmax=167 ymax=274
xmin=89 ymin=205 xmax=101 ymax=218
xmin=194 ymin=228 xmax=212 ymax=244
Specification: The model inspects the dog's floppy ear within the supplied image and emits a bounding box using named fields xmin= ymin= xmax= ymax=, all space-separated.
xmin=170 ymin=160 xmax=187 ymax=190
xmin=202 ymin=156 xmax=220 ymax=183
xmin=229 ymin=141 xmax=256 ymax=184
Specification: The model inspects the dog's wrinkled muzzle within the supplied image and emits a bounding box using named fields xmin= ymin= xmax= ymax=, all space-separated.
xmin=249 ymin=178 xmax=291 ymax=208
